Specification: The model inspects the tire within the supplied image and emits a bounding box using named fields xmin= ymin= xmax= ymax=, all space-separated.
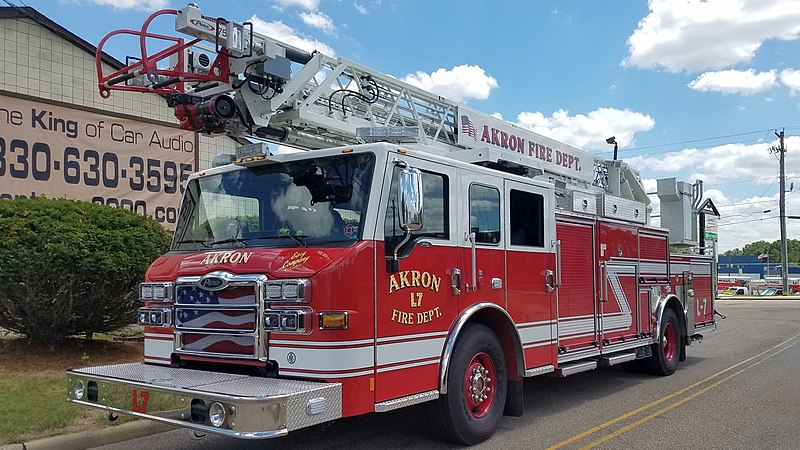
xmin=429 ymin=324 xmax=507 ymax=445
xmin=641 ymin=307 xmax=680 ymax=376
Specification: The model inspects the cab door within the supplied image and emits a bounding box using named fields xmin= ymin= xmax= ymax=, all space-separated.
xmin=374 ymin=155 xmax=459 ymax=402
xmin=458 ymin=170 xmax=505 ymax=312
xmin=504 ymin=179 xmax=556 ymax=367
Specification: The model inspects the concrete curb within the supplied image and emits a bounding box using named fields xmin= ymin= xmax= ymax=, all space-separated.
xmin=1 ymin=420 xmax=176 ymax=450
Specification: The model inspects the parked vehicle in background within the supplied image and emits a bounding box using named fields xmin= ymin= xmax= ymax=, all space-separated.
xmin=719 ymin=287 xmax=749 ymax=297
xmin=758 ymin=287 xmax=782 ymax=296
xmin=717 ymin=275 xmax=751 ymax=293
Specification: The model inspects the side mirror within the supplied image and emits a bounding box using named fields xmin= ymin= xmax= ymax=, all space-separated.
xmin=399 ymin=168 xmax=423 ymax=231
xmin=387 ymin=167 xmax=423 ymax=273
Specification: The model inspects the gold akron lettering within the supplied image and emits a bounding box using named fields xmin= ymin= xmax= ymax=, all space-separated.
xmin=200 ymin=251 xmax=253 ymax=265
xmin=388 ymin=270 xmax=441 ymax=294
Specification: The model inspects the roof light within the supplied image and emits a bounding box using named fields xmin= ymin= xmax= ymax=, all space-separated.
xmin=235 ymin=142 xmax=270 ymax=165
xmin=356 ymin=126 xmax=420 ymax=143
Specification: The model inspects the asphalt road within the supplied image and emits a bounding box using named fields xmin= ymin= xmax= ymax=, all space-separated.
xmin=92 ymin=299 xmax=800 ymax=450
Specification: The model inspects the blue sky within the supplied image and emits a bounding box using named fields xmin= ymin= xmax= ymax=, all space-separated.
xmin=11 ymin=0 xmax=800 ymax=252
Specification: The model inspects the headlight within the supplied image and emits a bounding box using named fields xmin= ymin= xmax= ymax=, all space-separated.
xmin=138 ymin=307 xmax=173 ymax=327
xmin=73 ymin=380 xmax=85 ymax=400
xmin=139 ymin=282 xmax=174 ymax=301
xmin=263 ymin=308 xmax=310 ymax=333
xmin=208 ymin=402 xmax=227 ymax=428
xmin=264 ymin=279 xmax=310 ymax=302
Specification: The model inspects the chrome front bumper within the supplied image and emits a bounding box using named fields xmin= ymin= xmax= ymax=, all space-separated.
xmin=66 ymin=363 xmax=342 ymax=439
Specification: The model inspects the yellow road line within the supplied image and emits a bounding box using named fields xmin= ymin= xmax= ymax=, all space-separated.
xmin=546 ymin=333 xmax=800 ymax=450
xmin=579 ymin=337 xmax=799 ymax=449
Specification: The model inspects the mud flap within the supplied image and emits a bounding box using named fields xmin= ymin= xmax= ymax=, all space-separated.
xmin=503 ymin=379 xmax=523 ymax=417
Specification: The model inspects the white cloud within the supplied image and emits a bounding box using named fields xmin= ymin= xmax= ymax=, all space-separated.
xmin=249 ymin=16 xmax=335 ymax=56
xmin=625 ymin=0 xmax=800 ymax=72
xmin=273 ymin=0 xmax=321 ymax=10
xmin=623 ymin=136 xmax=800 ymax=252
xmin=401 ymin=65 xmax=498 ymax=103
xmin=85 ymin=0 xmax=169 ymax=10
xmin=780 ymin=69 xmax=800 ymax=94
xmin=515 ymin=108 xmax=655 ymax=150
xmin=688 ymin=69 xmax=777 ymax=95
xmin=626 ymin=136 xmax=800 ymax=186
xmin=300 ymin=11 xmax=335 ymax=34
xmin=354 ymin=1 xmax=382 ymax=15
xmin=354 ymin=2 xmax=369 ymax=15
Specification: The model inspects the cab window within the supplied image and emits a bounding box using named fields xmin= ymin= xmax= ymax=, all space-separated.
xmin=384 ymin=168 xmax=448 ymax=255
xmin=469 ymin=184 xmax=500 ymax=244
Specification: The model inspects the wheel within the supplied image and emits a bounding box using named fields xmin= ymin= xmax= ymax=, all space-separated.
xmin=641 ymin=307 xmax=680 ymax=376
xmin=429 ymin=323 xmax=507 ymax=445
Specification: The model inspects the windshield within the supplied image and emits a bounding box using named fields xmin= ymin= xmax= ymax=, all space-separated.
xmin=172 ymin=153 xmax=375 ymax=250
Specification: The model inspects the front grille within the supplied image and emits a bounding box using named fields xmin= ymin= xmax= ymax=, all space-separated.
xmin=174 ymin=273 xmax=266 ymax=360
xmin=175 ymin=308 xmax=256 ymax=332
xmin=176 ymin=286 xmax=256 ymax=305
xmin=181 ymin=333 xmax=256 ymax=356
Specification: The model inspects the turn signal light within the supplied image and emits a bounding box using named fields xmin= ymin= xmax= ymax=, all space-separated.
xmin=319 ymin=312 xmax=349 ymax=330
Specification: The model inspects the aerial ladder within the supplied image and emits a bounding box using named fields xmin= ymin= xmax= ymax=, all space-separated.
xmin=96 ymin=3 xmax=651 ymax=216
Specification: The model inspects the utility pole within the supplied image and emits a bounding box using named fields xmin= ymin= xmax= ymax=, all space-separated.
xmin=775 ymin=129 xmax=789 ymax=294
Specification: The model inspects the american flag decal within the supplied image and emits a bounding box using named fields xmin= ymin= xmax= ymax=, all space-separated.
xmin=461 ymin=115 xmax=476 ymax=139
xmin=176 ymin=308 xmax=256 ymax=331
xmin=181 ymin=333 xmax=255 ymax=356
xmin=176 ymin=286 xmax=256 ymax=305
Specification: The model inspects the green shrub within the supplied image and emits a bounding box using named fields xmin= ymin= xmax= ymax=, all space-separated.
xmin=0 ymin=198 xmax=171 ymax=345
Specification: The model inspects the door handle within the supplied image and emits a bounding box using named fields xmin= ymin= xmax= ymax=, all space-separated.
xmin=449 ymin=268 xmax=462 ymax=295
xmin=545 ymin=270 xmax=555 ymax=293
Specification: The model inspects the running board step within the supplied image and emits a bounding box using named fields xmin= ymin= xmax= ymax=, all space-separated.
xmin=550 ymin=360 xmax=597 ymax=377
xmin=597 ymin=352 xmax=637 ymax=367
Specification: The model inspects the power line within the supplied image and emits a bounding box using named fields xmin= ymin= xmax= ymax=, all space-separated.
xmin=718 ymin=215 xmax=779 ymax=227
xmin=597 ymin=128 xmax=777 ymax=155
xmin=705 ymin=177 xmax=780 ymax=188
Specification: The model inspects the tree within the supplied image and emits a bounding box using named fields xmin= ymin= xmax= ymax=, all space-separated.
xmin=723 ymin=239 xmax=800 ymax=265
xmin=0 ymin=198 xmax=171 ymax=345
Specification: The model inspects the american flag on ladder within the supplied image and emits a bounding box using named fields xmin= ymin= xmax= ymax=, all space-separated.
xmin=461 ymin=115 xmax=476 ymax=139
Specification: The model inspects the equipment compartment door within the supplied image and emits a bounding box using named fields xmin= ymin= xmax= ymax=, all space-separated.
xmin=600 ymin=263 xmax=639 ymax=344
xmin=554 ymin=220 xmax=597 ymax=355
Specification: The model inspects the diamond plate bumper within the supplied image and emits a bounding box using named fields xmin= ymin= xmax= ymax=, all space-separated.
xmin=66 ymin=363 xmax=342 ymax=439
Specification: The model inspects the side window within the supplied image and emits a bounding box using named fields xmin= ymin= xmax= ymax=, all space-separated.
xmin=510 ymin=189 xmax=544 ymax=247
xmin=469 ymin=184 xmax=500 ymax=244
xmin=384 ymin=167 xmax=448 ymax=254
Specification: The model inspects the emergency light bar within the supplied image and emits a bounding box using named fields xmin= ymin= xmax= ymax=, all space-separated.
xmin=235 ymin=142 xmax=271 ymax=165
xmin=356 ymin=126 xmax=420 ymax=144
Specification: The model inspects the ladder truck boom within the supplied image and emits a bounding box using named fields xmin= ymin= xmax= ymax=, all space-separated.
xmin=96 ymin=3 xmax=649 ymax=206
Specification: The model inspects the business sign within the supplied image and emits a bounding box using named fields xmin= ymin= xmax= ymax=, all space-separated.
xmin=705 ymin=216 xmax=718 ymax=241
xmin=0 ymin=93 xmax=195 ymax=228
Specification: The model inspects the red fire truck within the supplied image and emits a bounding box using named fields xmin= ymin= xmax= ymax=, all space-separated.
xmin=67 ymin=4 xmax=716 ymax=445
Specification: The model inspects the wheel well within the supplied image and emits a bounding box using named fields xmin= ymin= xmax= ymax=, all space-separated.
xmin=469 ymin=308 xmax=524 ymax=380
xmin=439 ymin=303 xmax=524 ymax=395
xmin=663 ymin=296 xmax=688 ymax=361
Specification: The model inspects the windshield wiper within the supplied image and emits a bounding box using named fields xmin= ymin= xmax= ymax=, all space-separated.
xmin=174 ymin=239 xmax=210 ymax=250
xmin=253 ymin=234 xmax=307 ymax=248
xmin=208 ymin=237 xmax=251 ymax=247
